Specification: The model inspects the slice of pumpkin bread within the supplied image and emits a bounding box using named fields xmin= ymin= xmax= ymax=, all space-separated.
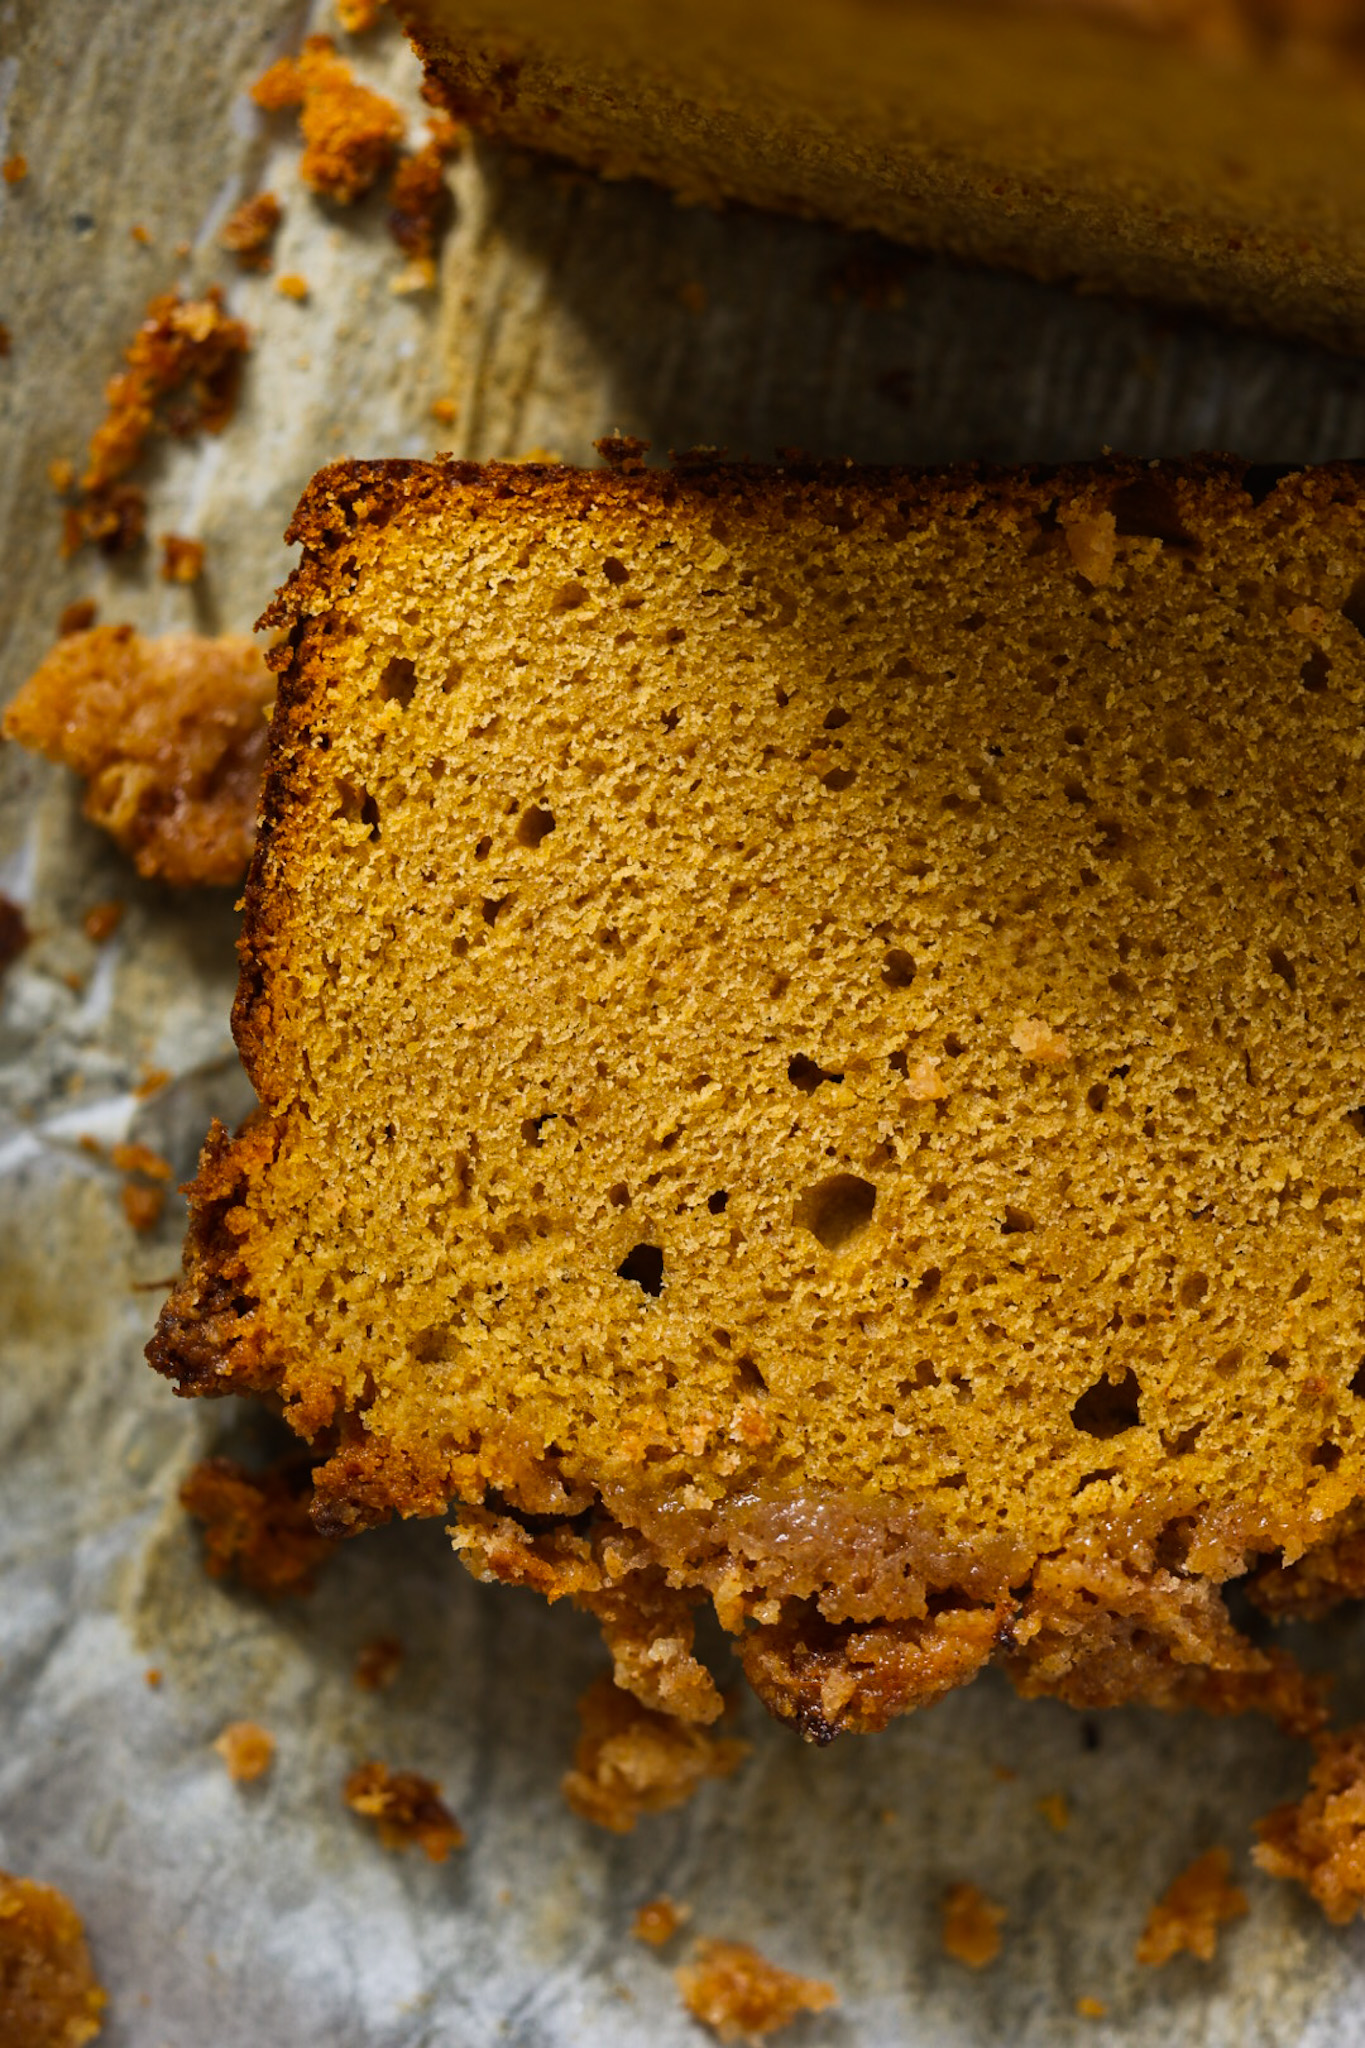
xmin=151 ymin=453 xmax=1365 ymax=1741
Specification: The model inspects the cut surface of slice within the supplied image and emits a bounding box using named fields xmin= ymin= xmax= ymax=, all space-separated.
xmin=151 ymin=453 xmax=1365 ymax=1739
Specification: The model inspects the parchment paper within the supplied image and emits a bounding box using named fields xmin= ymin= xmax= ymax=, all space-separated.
xmin=5 ymin=3 xmax=1365 ymax=2041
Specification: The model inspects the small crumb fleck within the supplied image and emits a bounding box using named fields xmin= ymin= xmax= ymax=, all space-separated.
xmin=48 ymin=458 xmax=75 ymax=494
xmin=632 ymin=1896 xmax=691 ymax=1947
xmin=1076 ymin=1996 xmax=1108 ymax=2019
xmin=58 ymin=598 xmax=97 ymax=635
xmin=145 ymin=1667 xmax=163 ymax=1687
xmin=130 ymin=222 xmax=151 ymax=245
xmin=941 ymin=1883 xmax=1005 ymax=1968
xmin=1137 ymin=1847 xmax=1247 ymax=1965
xmin=1037 ymin=1793 xmax=1070 ymax=1832
xmin=676 ymin=1938 xmax=837 ymax=2043
xmin=160 ymin=533 xmax=206 ymax=583
xmin=879 ymin=1806 xmax=899 ymax=1825
xmin=220 ymin=190 xmax=282 ymax=270
xmin=0 ymin=323 xmax=10 ymax=358
xmin=992 ymin=1764 xmax=1017 ymax=1783
xmin=276 ymin=272 xmax=309 ymax=300
xmin=430 ymin=396 xmax=458 ymax=425
xmin=354 ymin=1633 xmax=403 ymax=1690
xmin=111 ymin=1141 xmax=173 ymax=1180
xmin=344 ymin=1761 xmax=464 ymax=1861
xmin=3 ymin=153 xmax=27 ymax=184
xmin=678 ymin=280 xmax=708 ymax=314
xmin=135 ymin=1066 xmax=171 ymax=1099
xmin=0 ymin=894 xmax=30 ymax=975
xmin=214 ymin=1720 xmax=275 ymax=1783
xmin=1010 ymin=1015 xmax=1071 ymax=1065
xmin=83 ymin=900 xmax=124 ymax=943
xmin=337 ymin=0 xmax=384 ymax=27
xmin=121 ymin=1182 xmax=165 ymax=1232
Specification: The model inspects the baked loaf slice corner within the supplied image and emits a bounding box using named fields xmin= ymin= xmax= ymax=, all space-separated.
xmin=151 ymin=452 xmax=1365 ymax=1741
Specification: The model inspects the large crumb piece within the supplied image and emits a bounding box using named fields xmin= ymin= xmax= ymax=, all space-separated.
xmin=941 ymin=1883 xmax=1005 ymax=1968
xmin=676 ymin=1938 xmax=836 ymax=2045
xmin=179 ymin=1456 xmax=337 ymax=1597
xmin=214 ymin=1720 xmax=276 ymax=1784
xmin=62 ymin=289 xmax=247 ymax=556
xmin=0 ymin=896 xmax=29 ymax=976
xmin=2 ymin=627 xmax=273 ymax=887
xmin=1248 ymin=1506 xmax=1365 ymax=1623
xmin=561 ymin=1676 xmax=749 ymax=1834
xmin=1135 ymin=1847 xmax=1247 ymax=1965
xmin=0 ymin=1871 xmax=106 ymax=2047
xmin=1256 ymin=1726 xmax=1365 ymax=1924
xmin=252 ymin=36 xmax=404 ymax=203
xmin=343 ymin=1761 xmax=465 ymax=1860
xmin=219 ymin=191 xmax=282 ymax=270
xmin=633 ymin=1896 xmax=691 ymax=1947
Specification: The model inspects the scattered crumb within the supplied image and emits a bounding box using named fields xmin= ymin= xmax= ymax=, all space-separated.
xmin=675 ymin=1938 xmax=836 ymax=2045
xmin=121 ymin=1182 xmax=165 ymax=1233
xmin=2 ymin=154 xmax=27 ymax=184
xmin=991 ymin=1765 xmax=1017 ymax=1783
xmin=219 ymin=191 xmax=282 ymax=270
xmin=134 ymin=1066 xmax=171 ymax=1099
xmin=1037 ymin=1793 xmax=1070 ymax=1832
xmin=430 ymin=396 xmax=458 ymax=425
xmin=388 ymin=112 xmax=463 ymax=291
xmin=1064 ymin=510 xmax=1118 ymax=587
xmin=110 ymin=1142 xmax=172 ymax=1180
xmin=824 ymin=244 xmax=914 ymax=310
xmin=48 ymin=458 xmax=75 ymax=494
xmin=160 ymin=534 xmax=205 ymax=583
xmin=1136 ymin=1847 xmax=1248 ymax=1965
xmin=144 ymin=1668 xmax=162 ymax=1687
xmin=633 ymin=1897 xmax=691 ymax=1947
xmin=354 ymin=1634 xmax=404 ymax=1691
xmin=179 ymin=1456 xmax=337 ymax=1597
xmin=0 ymin=323 xmax=10 ymax=358
xmin=214 ymin=1721 xmax=275 ymax=1784
xmin=0 ymin=1870 xmax=107 ymax=2047
xmin=0 ymin=895 xmax=30 ymax=976
xmin=129 ymin=223 xmax=151 ymax=246
xmin=3 ymin=626 xmax=273 ymax=886
xmin=941 ymin=1883 xmax=1005 ymax=1968
xmin=336 ymin=0 xmax=384 ymax=28
xmin=678 ymin=280 xmax=708 ymax=314
xmin=252 ymin=36 xmax=404 ymax=204
xmin=344 ymin=1762 xmax=464 ymax=1861
xmin=276 ymin=273 xmax=310 ymax=301
xmin=1076 ymin=1997 xmax=1108 ymax=2019
xmin=1287 ymin=602 xmax=1328 ymax=638
xmin=1010 ymin=1015 xmax=1072 ymax=1064
xmin=62 ymin=288 xmax=248 ymax=556
xmin=561 ymin=1675 xmax=749 ymax=1834
xmin=58 ymin=598 xmax=97 ymax=636
xmin=1255 ymin=1725 xmax=1365 ymax=1923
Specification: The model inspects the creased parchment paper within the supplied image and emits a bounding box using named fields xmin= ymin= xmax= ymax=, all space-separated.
xmin=5 ymin=2 xmax=1365 ymax=2041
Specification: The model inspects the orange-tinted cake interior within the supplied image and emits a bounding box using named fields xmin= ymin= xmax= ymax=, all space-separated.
xmin=152 ymin=454 xmax=1365 ymax=1740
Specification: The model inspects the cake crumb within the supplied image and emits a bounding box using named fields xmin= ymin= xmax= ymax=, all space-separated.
xmin=134 ymin=1066 xmax=171 ymax=1099
xmin=48 ymin=458 xmax=75 ymax=494
xmin=1076 ymin=1997 xmax=1108 ymax=2019
xmin=214 ymin=1720 xmax=275 ymax=1784
xmin=0 ymin=1870 xmax=107 ymax=2046
xmin=58 ymin=598 xmax=97 ymax=636
xmin=1037 ymin=1793 xmax=1070 ymax=1832
xmin=2 ymin=154 xmax=27 ymax=184
xmin=219 ymin=191 xmax=282 ymax=270
xmin=1255 ymin=1726 xmax=1365 ymax=1923
xmin=343 ymin=1762 xmax=464 ymax=1860
xmin=111 ymin=1142 xmax=172 ymax=1181
xmin=561 ymin=1676 xmax=749 ymax=1834
xmin=632 ymin=1896 xmax=691 ymax=1947
xmin=430 ymin=396 xmax=458 ymax=425
xmin=675 ymin=1938 xmax=836 ymax=2044
xmin=129 ymin=223 xmax=151 ymax=246
xmin=276 ymin=273 xmax=310 ymax=301
xmin=678 ymin=280 xmax=709 ymax=314
xmin=179 ymin=1456 xmax=337 ymax=1597
xmin=143 ymin=1667 xmax=162 ymax=1687
xmin=1136 ymin=1847 xmax=1247 ymax=1964
xmin=941 ymin=1883 xmax=1005 ymax=1968
xmin=1010 ymin=1015 xmax=1071 ymax=1065
xmin=336 ymin=0 xmax=383 ymax=29
xmin=388 ymin=113 xmax=464 ymax=291
xmin=160 ymin=534 xmax=205 ymax=583
xmin=252 ymin=36 xmax=404 ymax=204
xmin=0 ymin=895 xmax=30 ymax=976
xmin=354 ymin=1633 xmax=403 ymax=1690
xmin=121 ymin=1182 xmax=165 ymax=1233
xmin=3 ymin=627 xmax=273 ymax=887
xmin=1065 ymin=510 xmax=1118 ymax=586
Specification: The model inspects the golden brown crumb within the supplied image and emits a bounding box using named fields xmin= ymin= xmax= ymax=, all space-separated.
xmin=0 ymin=323 xmax=10 ymax=358
xmin=47 ymin=459 xmax=74 ymax=495
xmin=2 ymin=626 xmax=273 ymax=887
xmin=343 ymin=1762 xmax=464 ymax=1860
xmin=1037 ymin=1793 xmax=1070 ymax=1832
xmin=0 ymin=1871 xmax=106 ymax=2047
xmin=430 ymin=396 xmax=458 ymax=424
xmin=1255 ymin=1726 xmax=1365 ymax=1924
xmin=179 ymin=1456 xmax=337 ymax=1598
xmin=134 ymin=1066 xmax=170 ymax=1099
xmin=252 ymin=37 xmax=404 ymax=204
xmin=336 ymin=0 xmax=383 ymax=29
xmin=129 ymin=223 xmax=151 ymax=246
xmin=1009 ymin=1015 xmax=1071 ymax=1065
xmin=58 ymin=598 xmax=97 ymax=636
xmin=676 ymin=1938 xmax=836 ymax=2044
xmin=1136 ymin=1846 xmax=1247 ymax=1965
xmin=941 ymin=1883 xmax=1005 ymax=1968
xmin=2 ymin=154 xmax=27 ymax=185
xmin=353 ymin=1634 xmax=404 ymax=1690
xmin=561 ymin=1676 xmax=749 ymax=1834
xmin=111 ymin=1142 xmax=173 ymax=1180
xmin=160 ymin=534 xmax=205 ymax=584
xmin=214 ymin=1721 xmax=275 ymax=1783
xmin=144 ymin=1668 xmax=162 ymax=1687
xmin=632 ymin=1896 xmax=691 ymax=1947
xmin=63 ymin=288 xmax=247 ymax=557
xmin=219 ymin=191 xmax=282 ymax=270
xmin=387 ymin=113 xmax=463 ymax=289
xmin=1076 ymin=1997 xmax=1108 ymax=2019
xmin=275 ymin=273 xmax=310 ymax=301
xmin=121 ymin=1183 xmax=165 ymax=1233
xmin=0 ymin=895 xmax=29 ymax=977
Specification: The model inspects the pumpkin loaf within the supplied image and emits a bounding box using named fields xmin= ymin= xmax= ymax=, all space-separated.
xmin=151 ymin=453 xmax=1365 ymax=1742
xmin=397 ymin=0 xmax=1365 ymax=354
